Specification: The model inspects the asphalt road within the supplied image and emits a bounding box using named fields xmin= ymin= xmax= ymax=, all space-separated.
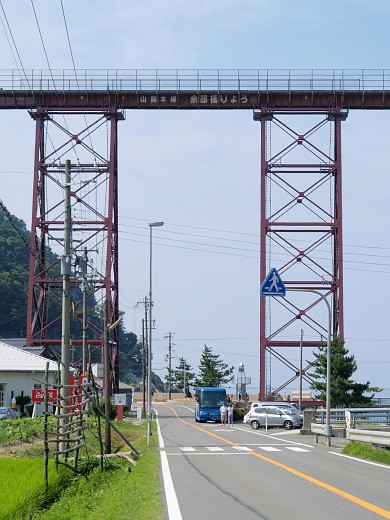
xmin=155 ymin=402 xmax=390 ymax=520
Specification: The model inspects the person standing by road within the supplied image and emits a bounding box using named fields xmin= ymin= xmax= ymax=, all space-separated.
xmin=227 ymin=403 xmax=234 ymax=427
xmin=220 ymin=403 xmax=228 ymax=426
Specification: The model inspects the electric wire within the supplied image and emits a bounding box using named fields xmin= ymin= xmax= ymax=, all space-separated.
xmin=119 ymin=216 xmax=390 ymax=254
xmin=60 ymin=0 xmax=96 ymax=158
xmin=0 ymin=0 xmax=35 ymax=103
xmin=30 ymin=0 xmax=78 ymax=162
xmin=118 ymin=231 xmax=390 ymax=273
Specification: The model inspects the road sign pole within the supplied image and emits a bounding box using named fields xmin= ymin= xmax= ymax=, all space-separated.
xmin=287 ymin=288 xmax=332 ymax=447
xmin=260 ymin=270 xmax=332 ymax=446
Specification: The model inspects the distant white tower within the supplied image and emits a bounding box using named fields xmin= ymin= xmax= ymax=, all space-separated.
xmin=233 ymin=363 xmax=251 ymax=402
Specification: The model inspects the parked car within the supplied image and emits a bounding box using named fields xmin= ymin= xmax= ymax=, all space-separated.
xmin=243 ymin=401 xmax=302 ymax=423
xmin=245 ymin=406 xmax=303 ymax=430
xmin=0 ymin=407 xmax=20 ymax=421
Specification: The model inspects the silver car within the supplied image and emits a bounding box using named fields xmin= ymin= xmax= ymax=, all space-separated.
xmin=243 ymin=401 xmax=303 ymax=423
xmin=0 ymin=407 xmax=20 ymax=421
xmin=247 ymin=406 xmax=303 ymax=430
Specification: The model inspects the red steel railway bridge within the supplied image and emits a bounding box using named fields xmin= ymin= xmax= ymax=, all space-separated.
xmin=1 ymin=68 xmax=389 ymax=397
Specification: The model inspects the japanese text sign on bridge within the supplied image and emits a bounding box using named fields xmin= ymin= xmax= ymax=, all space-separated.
xmin=260 ymin=268 xmax=286 ymax=297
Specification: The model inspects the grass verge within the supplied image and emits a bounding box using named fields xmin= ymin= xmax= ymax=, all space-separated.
xmin=32 ymin=420 xmax=163 ymax=520
xmin=342 ymin=442 xmax=390 ymax=465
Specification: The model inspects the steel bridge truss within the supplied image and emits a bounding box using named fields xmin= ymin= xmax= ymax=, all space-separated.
xmin=255 ymin=108 xmax=347 ymax=400
xmin=25 ymin=106 xmax=123 ymax=392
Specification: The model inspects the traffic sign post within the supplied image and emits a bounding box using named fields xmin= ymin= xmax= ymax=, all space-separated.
xmin=260 ymin=272 xmax=333 ymax=447
xmin=260 ymin=268 xmax=286 ymax=297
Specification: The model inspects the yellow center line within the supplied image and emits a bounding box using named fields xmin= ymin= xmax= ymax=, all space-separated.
xmin=166 ymin=406 xmax=390 ymax=519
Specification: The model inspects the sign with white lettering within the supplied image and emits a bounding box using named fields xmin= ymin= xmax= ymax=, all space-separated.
xmin=31 ymin=388 xmax=58 ymax=403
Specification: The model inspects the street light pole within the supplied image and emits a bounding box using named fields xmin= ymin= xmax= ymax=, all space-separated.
xmin=147 ymin=221 xmax=164 ymax=445
xmin=289 ymin=288 xmax=332 ymax=446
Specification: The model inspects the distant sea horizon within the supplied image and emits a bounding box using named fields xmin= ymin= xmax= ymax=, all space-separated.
xmin=244 ymin=387 xmax=390 ymax=399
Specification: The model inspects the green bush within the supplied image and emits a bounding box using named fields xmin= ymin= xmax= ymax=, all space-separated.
xmin=233 ymin=405 xmax=249 ymax=421
xmin=0 ymin=417 xmax=46 ymax=443
xmin=16 ymin=395 xmax=32 ymax=416
xmin=88 ymin=397 xmax=117 ymax=420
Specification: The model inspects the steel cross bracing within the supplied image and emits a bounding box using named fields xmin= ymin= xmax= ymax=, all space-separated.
xmin=2 ymin=68 xmax=389 ymax=401
xmin=26 ymin=106 xmax=123 ymax=393
xmin=255 ymin=108 xmax=345 ymax=400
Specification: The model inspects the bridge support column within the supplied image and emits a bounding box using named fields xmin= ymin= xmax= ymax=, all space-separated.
xmin=255 ymin=108 xmax=347 ymax=401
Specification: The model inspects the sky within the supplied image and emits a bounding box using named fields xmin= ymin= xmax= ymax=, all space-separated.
xmin=0 ymin=0 xmax=390 ymax=396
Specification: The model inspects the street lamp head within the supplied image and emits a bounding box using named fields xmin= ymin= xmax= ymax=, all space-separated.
xmin=149 ymin=221 xmax=164 ymax=227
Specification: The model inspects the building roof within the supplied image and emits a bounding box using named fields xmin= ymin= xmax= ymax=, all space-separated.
xmin=0 ymin=341 xmax=58 ymax=372
xmin=2 ymin=338 xmax=59 ymax=360
xmin=1 ymin=338 xmax=26 ymax=349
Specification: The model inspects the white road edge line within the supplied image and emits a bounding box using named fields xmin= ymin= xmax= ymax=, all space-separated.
xmin=155 ymin=410 xmax=183 ymax=520
xmin=330 ymin=451 xmax=390 ymax=469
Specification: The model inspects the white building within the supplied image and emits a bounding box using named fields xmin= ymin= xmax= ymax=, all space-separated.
xmin=0 ymin=341 xmax=58 ymax=414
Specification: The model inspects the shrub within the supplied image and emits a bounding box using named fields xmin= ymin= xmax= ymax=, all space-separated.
xmin=88 ymin=397 xmax=117 ymax=420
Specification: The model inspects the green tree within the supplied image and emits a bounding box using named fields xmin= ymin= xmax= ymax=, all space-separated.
xmin=119 ymin=329 xmax=141 ymax=385
xmin=167 ymin=357 xmax=195 ymax=394
xmin=194 ymin=345 xmax=234 ymax=387
xmin=309 ymin=336 xmax=381 ymax=407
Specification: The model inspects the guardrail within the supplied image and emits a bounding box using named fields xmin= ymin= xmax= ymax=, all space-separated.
xmin=311 ymin=407 xmax=390 ymax=447
xmin=346 ymin=428 xmax=390 ymax=447
xmin=311 ymin=423 xmax=331 ymax=443
xmin=315 ymin=407 xmax=390 ymax=427
xmin=2 ymin=68 xmax=390 ymax=93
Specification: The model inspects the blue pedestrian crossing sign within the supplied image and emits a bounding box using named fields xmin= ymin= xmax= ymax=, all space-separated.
xmin=260 ymin=268 xmax=286 ymax=297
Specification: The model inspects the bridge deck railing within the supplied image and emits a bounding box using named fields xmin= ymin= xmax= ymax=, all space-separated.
xmin=2 ymin=68 xmax=390 ymax=93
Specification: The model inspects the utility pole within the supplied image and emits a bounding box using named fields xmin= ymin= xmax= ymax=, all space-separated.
xmin=80 ymin=247 xmax=88 ymax=375
xmin=103 ymin=299 xmax=111 ymax=454
xmin=183 ymin=363 xmax=186 ymax=398
xmin=164 ymin=332 xmax=175 ymax=400
xmin=141 ymin=318 xmax=145 ymax=415
xmin=299 ymin=329 xmax=304 ymax=410
xmin=136 ymin=297 xmax=149 ymax=416
xmin=60 ymin=159 xmax=72 ymax=456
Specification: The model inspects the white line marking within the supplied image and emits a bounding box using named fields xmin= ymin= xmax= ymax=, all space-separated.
xmin=233 ymin=446 xmax=252 ymax=451
xmin=155 ymin=408 xmax=165 ymax=449
xmin=330 ymin=451 xmax=390 ymax=469
xmin=269 ymin=430 xmax=300 ymax=436
xmin=180 ymin=447 xmax=196 ymax=452
xmin=167 ymin=452 xmax=251 ymax=456
xmin=234 ymin=426 xmax=312 ymax=447
xmin=259 ymin=446 xmax=281 ymax=452
xmin=285 ymin=447 xmax=310 ymax=452
xmin=206 ymin=446 xmax=224 ymax=451
xmin=156 ymin=411 xmax=183 ymax=520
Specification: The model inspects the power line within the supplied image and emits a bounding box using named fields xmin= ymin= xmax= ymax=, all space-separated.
xmin=119 ymin=215 xmax=390 ymax=255
xmin=118 ymin=233 xmax=390 ymax=273
xmin=0 ymin=1 xmax=35 ymax=102
xmin=119 ymin=215 xmax=259 ymax=237
xmin=60 ymin=0 xmax=96 ymax=158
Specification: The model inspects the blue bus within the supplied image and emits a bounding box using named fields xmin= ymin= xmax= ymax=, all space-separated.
xmin=195 ymin=387 xmax=227 ymax=422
